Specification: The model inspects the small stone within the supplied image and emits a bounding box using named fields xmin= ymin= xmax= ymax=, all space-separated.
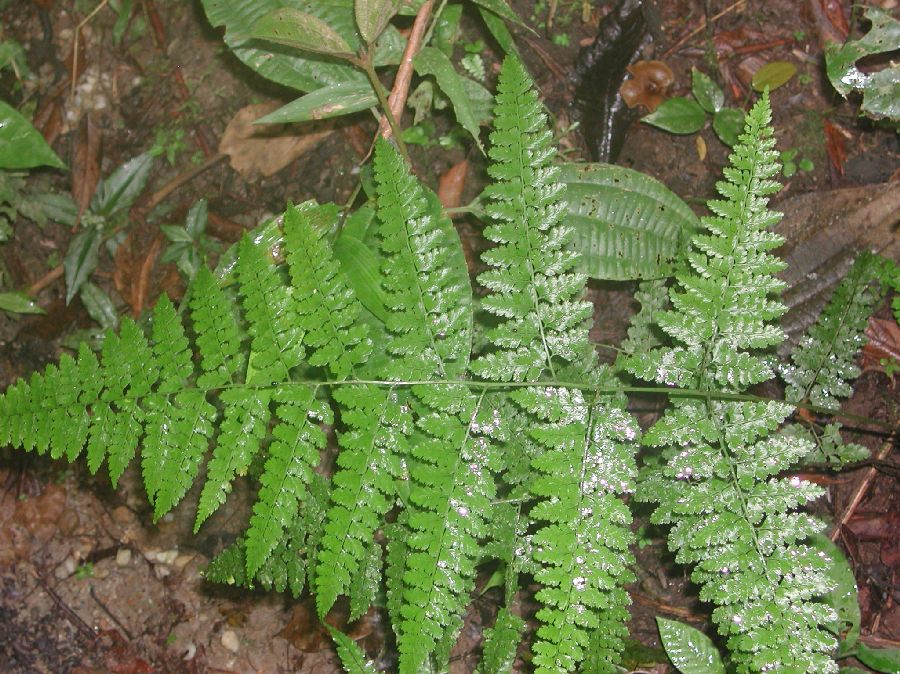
xmin=221 ymin=630 xmax=240 ymax=653
xmin=174 ymin=554 xmax=193 ymax=569
xmin=116 ymin=548 xmax=132 ymax=566
xmin=157 ymin=549 xmax=179 ymax=565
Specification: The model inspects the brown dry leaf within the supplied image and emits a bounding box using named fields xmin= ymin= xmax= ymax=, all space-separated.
xmin=862 ymin=317 xmax=900 ymax=372
xmin=278 ymin=602 xmax=330 ymax=652
xmin=219 ymin=102 xmax=333 ymax=178
xmin=72 ymin=112 xmax=102 ymax=217
xmin=824 ymin=119 xmax=848 ymax=176
xmin=819 ymin=0 xmax=849 ymax=40
xmin=438 ymin=159 xmax=469 ymax=209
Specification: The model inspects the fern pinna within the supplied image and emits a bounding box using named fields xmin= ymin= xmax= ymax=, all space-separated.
xmin=0 ymin=58 xmax=853 ymax=674
xmin=625 ymin=93 xmax=838 ymax=673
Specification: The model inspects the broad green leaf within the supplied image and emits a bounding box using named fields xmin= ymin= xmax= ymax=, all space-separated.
xmin=253 ymin=8 xmax=355 ymax=59
xmin=0 ymin=292 xmax=44 ymax=314
xmin=559 ymin=162 xmax=700 ymax=280
xmin=712 ymin=107 xmax=745 ymax=147
xmin=642 ymin=96 xmax=706 ymax=134
xmin=810 ymin=534 xmax=860 ymax=654
xmin=79 ymin=281 xmax=119 ymax=330
xmin=355 ymin=0 xmax=400 ymax=44
xmin=255 ymin=81 xmax=377 ymax=124
xmin=752 ymin=61 xmax=797 ymax=92
xmin=64 ymin=227 xmax=102 ymax=305
xmin=333 ymin=232 xmax=390 ymax=323
xmin=469 ymin=0 xmax=525 ymax=28
xmin=0 ymin=100 xmax=66 ymax=170
xmin=185 ymin=198 xmax=208 ymax=239
xmin=657 ymin=617 xmax=726 ymax=674
xmin=478 ymin=6 xmax=520 ymax=56
xmin=826 ymin=7 xmax=900 ymax=120
xmin=90 ymin=152 xmax=154 ymax=217
xmin=856 ymin=643 xmax=900 ymax=673
xmin=201 ymin=0 xmax=404 ymax=94
xmin=28 ymin=192 xmax=79 ymax=227
xmin=414 ymin=47 xmax=485 ymax=151
xmin=691 ymin=68 xmax=724 ymax=113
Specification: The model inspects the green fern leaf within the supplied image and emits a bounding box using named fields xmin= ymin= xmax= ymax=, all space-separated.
xmin=328 ymin=627 xmax=378 ymax=674
xmin=194 ymin=388 xmax=272 ymax=531
xmin=348 ymin=536 xmax=382 ymax=621
xmin=284 ymin=202 xmax=372 ymax=378
xmin=245 ymin=386 xmax=331 ymax=577
xmin=478 ymin=608 xmax=525 ymax=674
xmin=627 ymin=93 xmax=839 ymax=673
xmin=190 ymin=266 xmax=245 ymax=388
xmin=236 ymin=235 xmax=305 ymax=385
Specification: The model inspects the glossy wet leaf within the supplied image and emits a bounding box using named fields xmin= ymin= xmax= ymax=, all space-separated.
xmin=90 ymin=153 xmax=154 ymax=217
xmin=642 ymin=96 xmax=706 ymax=134
xmin=657 ymin=617 xmax=726 ymax=674
xmin=185 ymin=198 xmax=208 ymax=239
xmin=64 ymin=227 xmax=102 ymax=305
xmin=0 ymin=292 xmax=44 ymax=314
xmin=355 ymin=0 xmax=400 ymax=44
xmin=478 ymin=6 xmax=520 ymax=56
xmin=328 ymin=627 xmax=377 ymax=674
xmin=252 ymin=8 xmax=355 ymax=60
xmin=856 ymin=643 xmax=900 ymax=672
xmin=79 ymin=281 xmax=119 ymax=330
xmin=560 ymin=162 xmax=699 ymax=280
xmin=691 ymin=68 xmax=724 ymax=113
xmin=414 ymin=46 xmax=485 ymax=152
xmin=810 ymin=534 xmax=860 ymax=653
xmin=752 ymin=61 xmax=797 ymax=92
xmin=712 ymin=107 xmax=745 ymax=147
xmin=0 ymin=100 xmax=66 ymax=170
xmin=333 ymin=231 xmax=390 ymax=323
xmin=826 ymin=7 xmax=900 ymax=120
xmin=255 ymin=81 xmax=376 ymax=124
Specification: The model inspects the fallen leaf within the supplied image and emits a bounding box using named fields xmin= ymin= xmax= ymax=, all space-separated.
xmin=438 ymin=159 xmax=469 ymax=209
xmin=823 ymin=118 xmax=848 ymax=176
xmin=819 ymin=0 xmax=849 ymax=40
xmin=862 ymin=316 xmax=900 ymax=371
xmin=219 ymin=102 xmax=334 ymax=178
xmin=72 ymin=112 xmax=102 ymax=217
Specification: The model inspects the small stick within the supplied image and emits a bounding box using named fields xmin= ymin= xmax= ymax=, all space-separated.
xmin=142 ymin=152 xmax=228 ymax=212
xmin=70 ymin=0 xmax=110 ymax=99
xmin=33 ymin=570 xmax=97 ymax=639
xmin=132 ymin=235 xmax=164 ymax=317
xmin=89 ymin=586 xmax=134 ymax=640
xmin=831 ymin=433 xmax=897 ymax=542
xmin=378 ymin=0 xmax=435 ymax=140
xmin=661 ymin=0 xmax=747 ymax=59
xmin=27 ymin=264 xmax=64 ymax=296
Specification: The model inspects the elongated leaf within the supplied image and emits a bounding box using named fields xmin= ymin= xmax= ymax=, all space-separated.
xmin=333 ymin=232 xmax=390 ymax=323
xmin=478 ymin=6 xmax=520 ymax=56
xmin=64 ymin=227 xmax=102 ymax=305
xmin=90 ymin=153 xmax=154 ymax=217
xmin=691 ymin=68 xmax=723 ymax=113
xmin=657 ymin=617 xmax=726 ymax=674
xmin=856 ymin=644 xmax=900 ymax=673
xmin=642 ymin=97 xmax=706 ymax=134
xmin=355 ymin=0 xmax=400 ymax=44
xmin=809 ymin=535 xmax=860 ymax=655
xmin=256 ymin=81 xmax=376 ymax=124
xmin=79 ymin=282 xmax=119 ymax=329
xmin=560 ymin=162 xmax=699 ymax=280
xmin=752 ymin=61 xmax=796 ymax=92
xmin=469 ymin=0 xmax=525 ymax=28
xmin=0 ymin=100 xmax=66 ymax=170
xmin=252 ymin=8 xmax=355 ymax=59
xmin=0 ymin=292 xmax=44 ymax=314
xmin=414 ymin=46 xmax=485 ymax=151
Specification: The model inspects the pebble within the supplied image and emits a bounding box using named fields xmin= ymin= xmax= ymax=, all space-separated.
xmin=116 ymin=548 xmax=132 ymax=566
xmin=221 ymin=630 xmax=240 ymax=653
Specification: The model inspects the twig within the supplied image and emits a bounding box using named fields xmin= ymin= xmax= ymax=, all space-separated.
xmin=132 ymin=235 xmax=164 ymax=317
xmin=378 ymin=0 xmax=435 ymax=140
xmin=89 ymin=586 xmax=134 ymax=640
xmin=33 ymin=570 xmax=97 ymax=640
xmin=630 ymin=590 xmax=707 ymax=622
xmin=27 ymin=264 xmax=64 ymax=296
xmin=661 ymin=0 xmax=747 ymax=59
xmin=831 ymin=432 xmax=897 ymax=542
xmin=71 ymin=0 xmax=110 ymax=99
xmin=141 ymin=152 xmax=228 ymax=212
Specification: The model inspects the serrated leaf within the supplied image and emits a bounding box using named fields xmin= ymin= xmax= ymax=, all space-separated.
xmin=79 ymin=282 xmax=119 ymax=330
xmin=328 ymin=627 xmax=378 ymax=674
xmin=0 ymin=100 xmax=66 ymax=170
xmin=691 ymin=68 xmax=724 ymax=113
xmin=560 ymin=162 xmax=700 ymax=280
xmin=856 ymin=643 xmax=900 ymax=673
xmin=0 ymin=292 xmax=44 ymax=314
xmin=255 ymin=81 xmax=376 ymax=124
xmin=64 ymin=227 xmax=102 ymax=305
xmin=253 ymin=8 xmax=355 ymax=60
xmin=712 ymin=107 xmax=745 ymax=147
xmin=90 ymin=153 xmax=154 ymax=217
xmin=333 ymin=231 xmax=390 ymax=323
xmin=657 ymin=617 xmax=726 ymax=674
xmin=355 ymin=0 xmax=400 ymax=44
xmin=752 ymin=61 xmax=797 ymax=92
xmin=414 ymin=46 xmax=485 ymax=151
xmin=642 ymin=97 xmax=706 ymax=134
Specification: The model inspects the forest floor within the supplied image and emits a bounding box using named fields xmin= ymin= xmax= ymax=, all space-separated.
xmin=0 ymin=0 xmax=898 ymax=672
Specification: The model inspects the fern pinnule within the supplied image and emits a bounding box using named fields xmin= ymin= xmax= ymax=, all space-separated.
xmin=627 ymin=93 xmax=839 ymax=673
xmin=190 ymin=265 xmax=245 ymax=388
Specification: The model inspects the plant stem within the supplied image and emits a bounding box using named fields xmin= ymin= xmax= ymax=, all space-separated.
xmin=362 ymin=55 xmax=409 ymax=162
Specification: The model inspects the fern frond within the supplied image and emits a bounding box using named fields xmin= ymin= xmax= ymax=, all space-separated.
xmin=619 ymin=279 xmax=668 ymax=359
xmin=471 ymin=56 xmax=591 ymax=382
xmin=329 ymin=627 xmax=378 ymax=674
xmin=189 ymin=266 xmax=245 ymax=388
xmin=315 ymin=384 xmax=410 ymax=616
xmin=245 ymin=386 xmax=331 ymax=577
xmin=478 ymin=608 xmax=525 ymax=674
xmin=782 ymin=251 xmax=884 ymax=411
xmin=236 ymin=234 xmax=305 ymax=385
xmin=627 ymin=93 xmax=839 ymax=673
xmin=284 ymin=202 xmax=372 ymax=378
